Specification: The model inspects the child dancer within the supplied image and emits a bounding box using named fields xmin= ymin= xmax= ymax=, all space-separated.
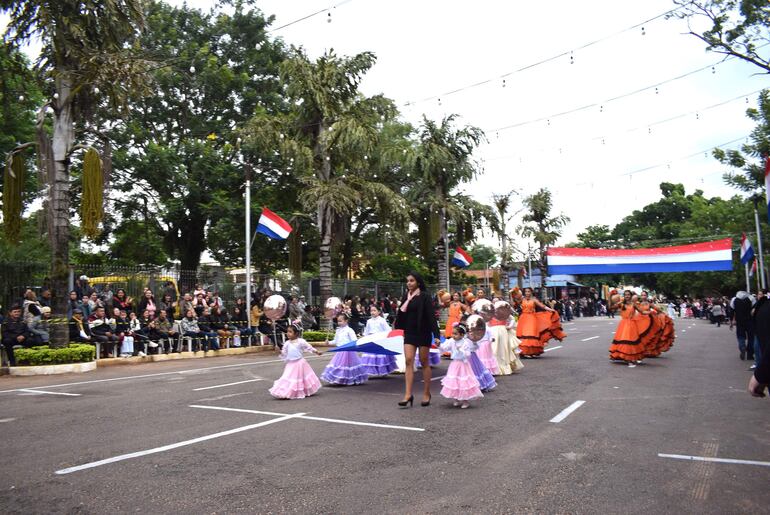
xmin=320 ymin=313 xmax=368 ymax=385
xmin=360 ymin=305 xmax=398 ymax=376
xmin=269 ymin=323 xmax=323 ymax=399
xmin=459 ymin=323 xmax=497 ymax=392
xmin=439 ymin=323 xmax=484 ymax=408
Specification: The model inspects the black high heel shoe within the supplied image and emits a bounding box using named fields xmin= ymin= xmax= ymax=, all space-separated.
xmin=398 ymin=395 xmax=414 ymax=408
xmin=421 ymin=394 xmax=431 ymax=407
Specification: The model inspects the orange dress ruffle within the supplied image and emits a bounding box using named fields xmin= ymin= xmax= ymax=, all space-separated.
xmin=516 ymin=300 xmax=566 ymax=356
xmin=657 ymin=313 xmax=675 ymax=352
xmin=609 ymin=304 xmax=648 ymax=362
xmin=445 ymin=302 xmax=464 ymax=338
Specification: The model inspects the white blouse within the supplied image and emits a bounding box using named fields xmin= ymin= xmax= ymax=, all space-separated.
xmin=332 ymin=326 xmax=357 ymax=346
xmin=364 ymin=316 xmax=390 ymax=335
xmin=281 ymin=338 xmax=317 ymax=361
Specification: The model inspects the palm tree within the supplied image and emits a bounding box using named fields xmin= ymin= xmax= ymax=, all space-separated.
xmin=244 ymin=48 xmax=396 ymax=302
xmin=518 ymin=188 xmax=570 ymax=298
xmin=1 ymin=0 xmax=150 ymax=346
xmin=406 ymin=115 xmax=486 ymax=289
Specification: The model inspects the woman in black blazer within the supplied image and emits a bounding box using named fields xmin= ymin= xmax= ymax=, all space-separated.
xmin=394 ymin=271 xmax=440 ymax=407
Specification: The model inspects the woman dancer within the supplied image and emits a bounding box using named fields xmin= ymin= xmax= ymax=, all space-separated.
xmin=394 ymin=271 xmax=441 ymax=408
xmin=360 ymin=305 xmax=397 ymax=376
xmin=320 ymin=313 xmax=368 ymax=385
xmin=516 ymin=287 xmax=560 ymax=357
xmin=445 ymin=292 xmax=467 ymax=338
xmin=490 ymin=301 xmax=524 ymax=374
xmin=439 ymin=322 xmax=484 ymax=409
xmin=610 ymin=290 xmax=648 ymax=367
xmin=269 ymin=323 xmax=323 ymax=399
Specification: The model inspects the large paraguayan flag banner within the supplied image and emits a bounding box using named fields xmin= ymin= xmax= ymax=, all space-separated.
xmin=327 ymin=330 xmax=404 ymax=355
xmin=740 ymin=233 xmax=755 ymax=266
xmin=256 ymin=207 xmax=293 ymax=240
xmin=547 ymin=238 xmax=733 ymax=274
xmin=451 ymin=247 xmax=473 ymax=268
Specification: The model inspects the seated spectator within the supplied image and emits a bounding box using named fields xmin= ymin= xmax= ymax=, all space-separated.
xmin=138 ymin=290 xmax=158 ymax=319
xmin=159 ymin=293 xmax=177 ymax=320
xmin=69 ymin=309 xmax=93 ymax=344
xmin=28 ymin=306 xmax=52 ymax=344
xmin=155 ymin=310 xmax=178 ymax=353
xmin=194 ymin=293 xmax=207 ymax=317
xmin=22 ymin=290 xmax=42 ymax=327
xmin=2 ymin=305 xmax=33 ymax=366
xmin=100 ymin=283 xmax=114 ymax=308
xmin=88 ymin=306 xmax=119 ymax=358
xmin=179 ymin=293 xmax=194 ymax=319
xmin=67 ymin=290 xmax=83 ymax=318
xmin=126 ymin=312 xmax=147 ymax=357
xmin=112 ymin=289 xmax=133 ymax=315
xmin=210 ymin=306 xmax=236 ymax=347
xmin=39 ymin=288 xmax=52 ymax=308
xmin=180 ymin=309 xmax=218 ymax=351
xmin=197 ymin=308 xmax=221 ymax=351
xmin=232 ymin=305 xmax=254 ymax=342
xmin=162 ymin=281 xmax=177 ymax=303
xmin=209 ymin=291 xmax=224 ymax=310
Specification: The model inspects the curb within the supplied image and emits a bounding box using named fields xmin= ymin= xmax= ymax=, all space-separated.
xmin=8 ymin=360 xmax=97 ymax=376
xmin=96 ymin=344 xmax=277 ymax=367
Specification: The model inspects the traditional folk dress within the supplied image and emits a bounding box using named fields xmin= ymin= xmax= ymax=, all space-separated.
xmin=320 ymin=326 xmax=368 ymax=385
xmin=517 ymin=299 xmax=566 ymax=356
xmin=444 ymin=301 xmax=464 ymax=339
xmin=476 ymin=326 xmax=500 ymax=375
xmin=439 ymin=337 xmax=484 ymax=402
xmin=609 ymin=304 xmax=649 ymax=362
xmin=269 ymin=338 xmax=322 ymax=399
xmin=489 ymin=318 xmax=524 ymax=375
xmin=360 ymin=315 xmax=397 ymax=376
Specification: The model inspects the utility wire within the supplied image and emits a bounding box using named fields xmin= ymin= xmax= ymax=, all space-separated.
xmin=268 ymin=0 xmax=354 ymax=33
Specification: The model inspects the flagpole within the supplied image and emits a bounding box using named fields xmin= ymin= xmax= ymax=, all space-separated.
xmin=754 ymin=204 xmax=766 ymax=289
xmin=756 ymin=262 xmax=761 ymax=293
xmin=745 ymin=262 xmax=750 ymax=293
xmin=244 ymin=163 xmax=253 ymax=334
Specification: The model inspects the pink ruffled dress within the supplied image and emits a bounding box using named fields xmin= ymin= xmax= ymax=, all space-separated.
xmin=269 ymin=338 xmax=322 ymax=399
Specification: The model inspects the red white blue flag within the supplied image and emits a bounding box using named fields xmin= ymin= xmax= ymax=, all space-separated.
xmin=741 ymin=233 xmax=755 ymax=266
xmin=451 ymin=247 xmax=473 ymax=268
xmin=256 ymin=207 xmax=293 ymax=240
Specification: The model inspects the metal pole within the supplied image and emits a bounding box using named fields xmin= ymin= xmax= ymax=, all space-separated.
xmin=527 ymin=243 xmax=532 ymax=289
xmin=754 ymin=206 xmax=766 ymax=289
xmin=444 ymin=215 xmax=451 ymax=293
xmin=245 ymin=164 xmax=252 ymax=333
xmin=745 ymin=262 xmax=750 ymax=293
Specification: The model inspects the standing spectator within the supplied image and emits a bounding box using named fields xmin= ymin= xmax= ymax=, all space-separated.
xmin=193 ymin=293 xmax=207 ymax=317
xmin=67 ymin=291 xmax=83 ymax=318
xmin=113 ymin=289 xmax=133 ymax=315
xmin=88 ymin=306 xmax=119 ymax=358
xmin=209 ymin=291 xmax=224 ymax=310
xmin=730 ymin=291 xmax=755 ymax=361
xmin=159 ymin=293 xmax=177 ymax=320
xmin=749 ymin=294 xmax=770 ymax=397
xmin=39 ymin=288 xmax=52 ymax=308
xmin=138 ymin=290 xmax=158 ymax=319
xmin=99 ymin=283 xmax=114 ymax=308
xmin=750 ymin=289 xmax=768 ymax=371
xmin=162 ymin=281 xmax=177 ymax=302
xmin=710 ymin=301 xmax=725 ymax=328
xmin=179 ymin=293 xmax=194 ymax=318
xmin=2 ymin=305 xmax=33 ymax=366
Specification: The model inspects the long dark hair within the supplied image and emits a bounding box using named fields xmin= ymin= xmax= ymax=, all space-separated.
xmin=406 ymin=271 xmax=427 ymax=292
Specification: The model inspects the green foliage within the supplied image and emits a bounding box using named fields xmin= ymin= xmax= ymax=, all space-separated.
xmin=359 ymin=253 xmax=432 ymax=282
xmin=518 ymin=188 xmax=570 ymax=285
xmin=14 ymin=344 xmax=95 ymax=366
xmin=302 ymin=330 xmax=333 ymax=342
xmin=466 ymin=244 xmax=498 ymax=270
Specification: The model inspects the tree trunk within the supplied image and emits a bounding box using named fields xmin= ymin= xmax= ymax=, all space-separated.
xmin=178 ymin=216 xmax=206 ymax=293
xmin=538 ymin=242 xmax=548 ymax=301
xmin=318 ymin=201 xmax=334 ymax=303
xmin=437 ymin=206 xmax=449 ymax=291
xmin=47 ymin=78 xmax=75 ymax=348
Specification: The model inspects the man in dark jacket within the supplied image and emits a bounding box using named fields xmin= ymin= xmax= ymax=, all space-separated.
xmin=750 ymin=295 xmax=770 ymax=397
xmin=2 ymin=305 xmax=33 ymax=366
xmin=731 ymin=291 xmax=755 ymax=361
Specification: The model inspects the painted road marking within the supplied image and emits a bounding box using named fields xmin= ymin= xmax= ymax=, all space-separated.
xmin=549 ymin=400 xmax=586 ymax=423
xmin=581 ymin=336 xmax=600 ymax=342
xmin=658 ymin=453 xmax=770 ymax=468
xmin=56 ymin=412 xmax=306 ymax=475
xmin=190 ymin=404 xmax=425 ymax=432
xmin=0 ymin=418 xmax=16 ymax=423
xmin=544 ymin=346 xmax=563 ymax=352
xmin=192 ymin=378 xmax=263 ymax=391
xmin=0 ymin=356 xmax=327 ymax=395
xmin=17 ymin=389 xmax=81 ymax=397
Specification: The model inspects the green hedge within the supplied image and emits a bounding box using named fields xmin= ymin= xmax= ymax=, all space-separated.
xmin=302 ymin=330 xmax=333 ymax=342
xmin=14 ymin=344 xmax=96 ymax=366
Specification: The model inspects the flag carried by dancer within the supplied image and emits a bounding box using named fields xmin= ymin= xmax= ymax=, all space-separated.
xmin=741 ymin=233 xmax=755 ymax=265
xmin=451 ymin=247 xmax=473 ymax=268
xmin=327 ymin=330 xmax=404 ymax=355
xmin=256 ymin=207 xmax=293 ymax=240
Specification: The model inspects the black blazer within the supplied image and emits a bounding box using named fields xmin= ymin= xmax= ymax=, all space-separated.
xmin=394 ymin=291 xmax=440 ymax=345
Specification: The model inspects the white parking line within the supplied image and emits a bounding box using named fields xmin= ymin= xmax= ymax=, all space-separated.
xmin=658 ymin=453 xmax=770 ymax=468
xmin=544 ymin=346 xmax=563 ymax=352
xmin=55 ymin=412 xmax=305 ymax=475
xmin=581 ymin=336 xmax=600 ymax=341
xmin=190 ymin=404 xmax=425 ymax=432
xmin=549 ymin=400 xmax=586 ymax=423
xmin=0 ymin=418 xmax=16 ymax=423
xmin=192 ymin=379 xmax=263 ymax=391
xmin=17 ymin=389 xmax=81 ymax=397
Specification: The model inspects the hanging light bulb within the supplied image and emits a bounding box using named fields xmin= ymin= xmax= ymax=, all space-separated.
xmin=327 ymin=12 xmax=332 ymax=23
xmin=93 ymin=87 xmax=100 ymax=94
xmin=569 ymin=52 xmax=574 ymax=65
xmin=279 ymin=133 xmax=285 ymax=139
xmin=53 ymin=93 xmax=59 ymax=99
xmin=18 ymin=95 xmax=24 ymax=101
xmin=502 ymin=79 xmax=506 ymax=88
xmin=190 ymin=66 xmax=196 ymax=73
xmin=641 ymin=26 xmax=646 ymax=36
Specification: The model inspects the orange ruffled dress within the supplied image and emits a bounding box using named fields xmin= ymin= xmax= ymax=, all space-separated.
xmin=609 ymin=304 xmax=650 ymax=362
xmin=516 ymin=300 xmax=566 ymax=356
xmin=445 ymin=302 xmax=464 ymax=339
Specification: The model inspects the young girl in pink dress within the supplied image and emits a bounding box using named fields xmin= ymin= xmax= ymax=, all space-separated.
xmin=439 ymin=323 xmax=484 ymax=409
xmin=269 ymin=323 xmax=323 ymax=399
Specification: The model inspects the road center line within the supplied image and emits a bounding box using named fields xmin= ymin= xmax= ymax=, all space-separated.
xmin=544 ymin=346 xmax=563 ymax=352
xmin=189 ymin=404 xmax=425 ymax=432
xmin=549 ymin=400 xmax=586 ymax=423
xmin=17 ymin=389 xmax=82 ymax=397
xmin=581 ymin=336 xmax=600 ymax=341
xmin=192 ymin=379 xmax=263 ymax=391
xmin=658 ymin=453 xmax=770 ymax=468
xmin=55 ymin=412 xmax=306 ymax=475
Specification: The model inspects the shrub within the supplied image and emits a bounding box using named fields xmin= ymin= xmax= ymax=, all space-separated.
xmin=14 ymin=344 xmax=96 ymax=366
xmin=302 ymin=330 xmax=333 ymax=342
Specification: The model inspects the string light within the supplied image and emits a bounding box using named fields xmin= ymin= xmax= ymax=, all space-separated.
xmin=268 ymin=0 xmax=353 ymax=33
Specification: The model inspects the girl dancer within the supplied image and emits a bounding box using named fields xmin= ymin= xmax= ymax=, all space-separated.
xmin=490 ymin=301 xmax=524 ymax=374
xmin=610 ymin=290 xmax=648 ymax=367
xmin=458 ymin=322 xmax=497 ymax=392
xmin=321 ymin=313 xmax=368 ymax=385
xmin=360 ymin=305 xmax=398 ymax=376
xmin=439 ymin=322 xmax=484 ymax=408
xmin=516 ymin=287 xmax=561 ymax=357
xmin=269 ymin=323 xmax=323 ymax=399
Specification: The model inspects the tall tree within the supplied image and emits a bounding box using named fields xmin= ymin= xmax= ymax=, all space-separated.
xmin=673 ymin=0 xmax=770 ymax=73
xmin=1 ymin=0 xmax=150 ymax=346
xmin=243 ymin=48 xmax=395 ymax=302
xmin=405 ymin=115 xmax=486 ymax=290
xmin=518 ymin=188 xmax=570 ymax=296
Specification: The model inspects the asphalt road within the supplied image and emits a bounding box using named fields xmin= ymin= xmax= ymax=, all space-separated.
xmin=0 ymin=316 xmax=768 ymax=514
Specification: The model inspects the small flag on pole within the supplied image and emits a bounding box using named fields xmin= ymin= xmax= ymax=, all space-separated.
xmin=750 ymin=258 xmax=757 ymax=277
xmin=740 ymin=233 xmax=755 ymax=265
xmin=451 ymin=247 xmax=473 ymax=268
xmin=256 ymin=207 xmax=293 ymax=240
xmin=765 ymin=156 xmax=770 ymax=224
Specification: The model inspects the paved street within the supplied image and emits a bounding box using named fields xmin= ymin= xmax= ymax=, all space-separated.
xmin=0 ymin=316 xmax=768 ymax=514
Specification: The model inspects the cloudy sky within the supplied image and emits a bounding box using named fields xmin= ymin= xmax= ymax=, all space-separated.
xmin=206 ymin=0 xmax=766 ymax=254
